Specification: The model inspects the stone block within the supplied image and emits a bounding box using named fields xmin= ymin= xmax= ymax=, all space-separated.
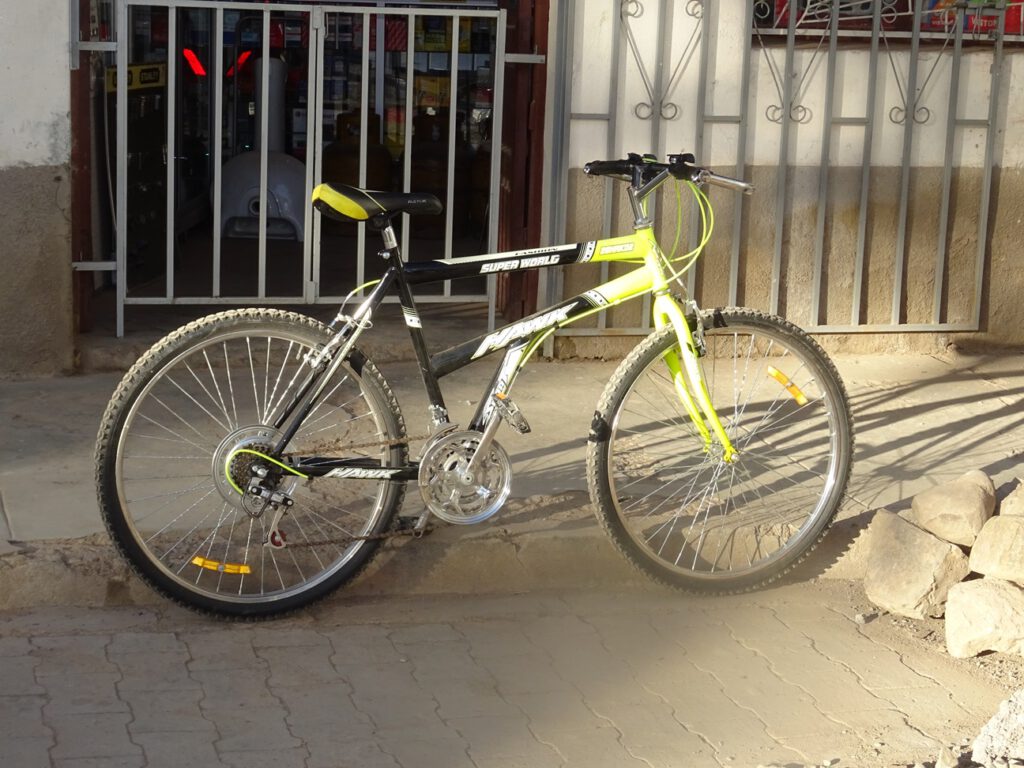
xmin=946 ymin=580 xmax=1024 ymax=659
xmin=909 ymin=470 xmax=995 ymax=547
xmin=972 ymin=688 xmax=1024 ymax=766
xmin=864 ymin=511 xmax=969 ymax=619
xmin=971 ymin=517 xmax=1024 ymax=583
xmin=1000 ymin=481 xmax=1024 ymax=517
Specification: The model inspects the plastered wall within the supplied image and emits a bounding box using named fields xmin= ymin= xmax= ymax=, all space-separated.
xmin=0 ymin=1 xmax=74 ymax=376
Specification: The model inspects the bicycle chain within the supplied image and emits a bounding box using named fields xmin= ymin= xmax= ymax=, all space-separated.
xmin=278 ymin=522 xmax=435 ymax=550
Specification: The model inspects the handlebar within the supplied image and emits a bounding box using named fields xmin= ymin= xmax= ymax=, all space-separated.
xmin=583 ymin=153 xmax=754 ymax=196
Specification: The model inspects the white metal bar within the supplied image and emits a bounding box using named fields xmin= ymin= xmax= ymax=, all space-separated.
xmin=312 ymin=9 xmax=326 ymax=298
xmin=851 ymin=0 xmax=882 ymax=326
xmin=125 ymin=0 xmax=499 ymax=17
xmin=892 ymin=1 xmax=923 ymax=325
xmin=487 ymin=10 xmax=507 ymax=331
xmin=115 ymin=0 xmax=127 ymax=337
xmin=933 ymin=13 xmax=964 ymax=325
xmin=127 ymin=294 xmax=490 ymax=305
xmin=974 ymin=4 xmax=1006 ymax=329
xmin=357 ymin=11 xmax=370 ymax=290
xmin=810 ymin=0 xmax=841 ymax=327
xmin=165 ymin=8 xmax=176 ymax=301
xmin=72 ymin=261 xmax=117 ymax=271
xmin=443 ymin=13 xmax=460 ymax=298
xmin=375 ymin=14 xmax=385 ymax=142
xmin=401 ymin=12 xmax=415 ymax=261
xmin=258 ymin=10 xmax=270 ymax=299
xmin=212 ymin=7 xmax=223 ymax=297
xmin=301 ymin=8 xmax=319 ymax=303
xmin=77 ymin=41 xmax=118 ymax=52
xmin=70 ymin=0 xmax=79 ymax=70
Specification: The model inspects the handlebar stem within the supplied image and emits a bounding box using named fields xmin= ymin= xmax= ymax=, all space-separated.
xmin=628 ymin=168 xmax=671 ymax=229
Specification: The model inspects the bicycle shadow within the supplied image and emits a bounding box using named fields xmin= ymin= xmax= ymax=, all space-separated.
xmin=361 ymin=352 xmax=1024 ymax=592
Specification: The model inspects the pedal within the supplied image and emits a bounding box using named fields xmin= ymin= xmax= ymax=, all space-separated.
xmin=492 ymin=393 xmax=531 ymax=434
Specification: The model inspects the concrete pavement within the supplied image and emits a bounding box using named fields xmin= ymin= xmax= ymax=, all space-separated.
xmin=4 ymin=326 xmax=1024 ymax=766
xmin=1 ymin=581 xmax=1017 ymax=768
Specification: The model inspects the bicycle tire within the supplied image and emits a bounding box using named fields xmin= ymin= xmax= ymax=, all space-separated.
xmin=95 ymin=309 xmax=407 ymax=618
xmin=587 ymin=308 xmax=853 ymax=593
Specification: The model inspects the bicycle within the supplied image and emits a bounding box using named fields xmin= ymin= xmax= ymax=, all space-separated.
xmin=95 ymin=151 xmax=853 ymax=618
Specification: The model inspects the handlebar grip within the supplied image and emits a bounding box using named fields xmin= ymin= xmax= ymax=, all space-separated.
xmin=699 ymin=170 xmax=755 ymax=195
xmin=584 ymin=159 xmax=635 ymax=177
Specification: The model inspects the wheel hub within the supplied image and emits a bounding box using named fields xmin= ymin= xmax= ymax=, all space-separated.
xmin=212 ymin=426 xmax=297 ymax=508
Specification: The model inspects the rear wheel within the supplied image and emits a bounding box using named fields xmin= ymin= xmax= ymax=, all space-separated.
xmin=95 ymin=309 xmax=407 ymax=617
xmin=587 ymin=308 xmax=853 ymax=593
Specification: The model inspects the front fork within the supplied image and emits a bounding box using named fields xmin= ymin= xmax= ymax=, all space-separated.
xmin=652 ymin=293 xmax=737 ymax=463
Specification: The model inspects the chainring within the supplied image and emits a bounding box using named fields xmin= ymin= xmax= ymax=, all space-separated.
xmin=418 ymin=430 xmax=512 ymax=525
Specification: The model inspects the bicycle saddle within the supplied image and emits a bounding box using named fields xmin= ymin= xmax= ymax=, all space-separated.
xmin=312 ymin=182 xmax=442 ymax=223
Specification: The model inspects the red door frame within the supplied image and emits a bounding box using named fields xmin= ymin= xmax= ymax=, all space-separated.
xmin=496 ymin=0 xmax=549 ymax=321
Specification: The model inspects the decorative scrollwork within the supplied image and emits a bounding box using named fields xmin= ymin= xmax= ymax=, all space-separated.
xmin=621 ymin=0 xmax=701 ymax=122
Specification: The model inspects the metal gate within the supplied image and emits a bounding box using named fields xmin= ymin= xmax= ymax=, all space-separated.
xmin=105 ymin=1 xmax=505 ymax=336
xmin=548 ymin=0 xmax=1018 ymax=336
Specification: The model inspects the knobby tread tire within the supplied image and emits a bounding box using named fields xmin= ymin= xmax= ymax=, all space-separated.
xmin=586 ymin=307 xmax=854 ymax=595
xmin=95 ymin=308 xmax=407 ymax=619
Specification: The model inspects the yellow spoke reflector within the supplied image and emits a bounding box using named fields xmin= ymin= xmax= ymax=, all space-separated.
xmin=191 ymin=557 xmax=251 ymax=575
xmin=767 ymin=366 xmax=809 ymax=406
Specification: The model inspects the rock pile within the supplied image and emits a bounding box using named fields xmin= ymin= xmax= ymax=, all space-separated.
xmin=864 ymin=475 xmax=1024 ymax=767
xmin=864 ymin=471 xmax=1024 ymax=659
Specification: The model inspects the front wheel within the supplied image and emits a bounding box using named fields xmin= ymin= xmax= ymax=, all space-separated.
xmin=95 ymin=309 xmax=407 ymax=617
xmin=587 ymin=308 xmax=853 ymax=593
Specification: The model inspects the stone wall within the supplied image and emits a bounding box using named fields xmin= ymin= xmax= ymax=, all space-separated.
xmin=555 ymin=164 xmax=1024 ymax=358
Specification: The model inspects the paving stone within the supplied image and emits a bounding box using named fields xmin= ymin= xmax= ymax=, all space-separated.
xmin=796 ymin=620 xmax=934 ymax=691
xmin=218 ymin=748 xmax=310 ymax=768
xmin=134 ymin=731 xmax=220 ymax=767
xmin=108 ymin=632 xmax=183 ymax=655
xmin=864 ymin=511 xmax=969 ymax=619
xmin=305 ymin=740 xmax=401 ymax=768
xmin=0 ymin=653 xmax=44 ymax=694
xmin=209 ymin=703 xmax=302 ymax=753
xmin=0 ymin=635 xmax=33 ymax=656
xmin=478 ymin=654 xmax=575 ymax=696
xmin=54 ymin=757 xmax=145 ymax=768
xmin=322 ymin=625 xmax=403 ymax=666
xmin=273 ymin=683 xmax=374 ymax=740
xmin=378 ymin=731 xmax=479 ymax=768
xmin=33 ymin=635 xmax=117 ymax=676
xmin=449 ymin=714 xmax=561 ymax=765
xmin=0 ymin=695 xmax=53 ymax=743
xmin=259 ymin=644 xmax=344 ymax=689
xmin=724 ymin=606 xmax=889 ymax=715
xmin=0 ymin=736 xmax=53 ymax=767
xmin=338 ymin=662 xmax=445 ymax=731
xmin=48 ymin=711 xmax=142 ymax=760
xmin=250 ymin=627 xmax=329 ymax=649
xmin=181 ymin=629 xmax=259 ymax=671
xmin=42 ymin=672 xmax=128 ymax=716
xmin=123 ymin=688 xmax=213 ymax=733
xmin=193 ymin=667 xmax=278 ymax=705
xmin=114 ymin=651 xmax=198 ymax=693
xmin=507 ymin=690 xmax=605 ymax=732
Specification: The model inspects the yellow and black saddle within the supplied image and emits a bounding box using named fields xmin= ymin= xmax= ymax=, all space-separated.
xmin=312 ymin=183 xmax=442 ymax=225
